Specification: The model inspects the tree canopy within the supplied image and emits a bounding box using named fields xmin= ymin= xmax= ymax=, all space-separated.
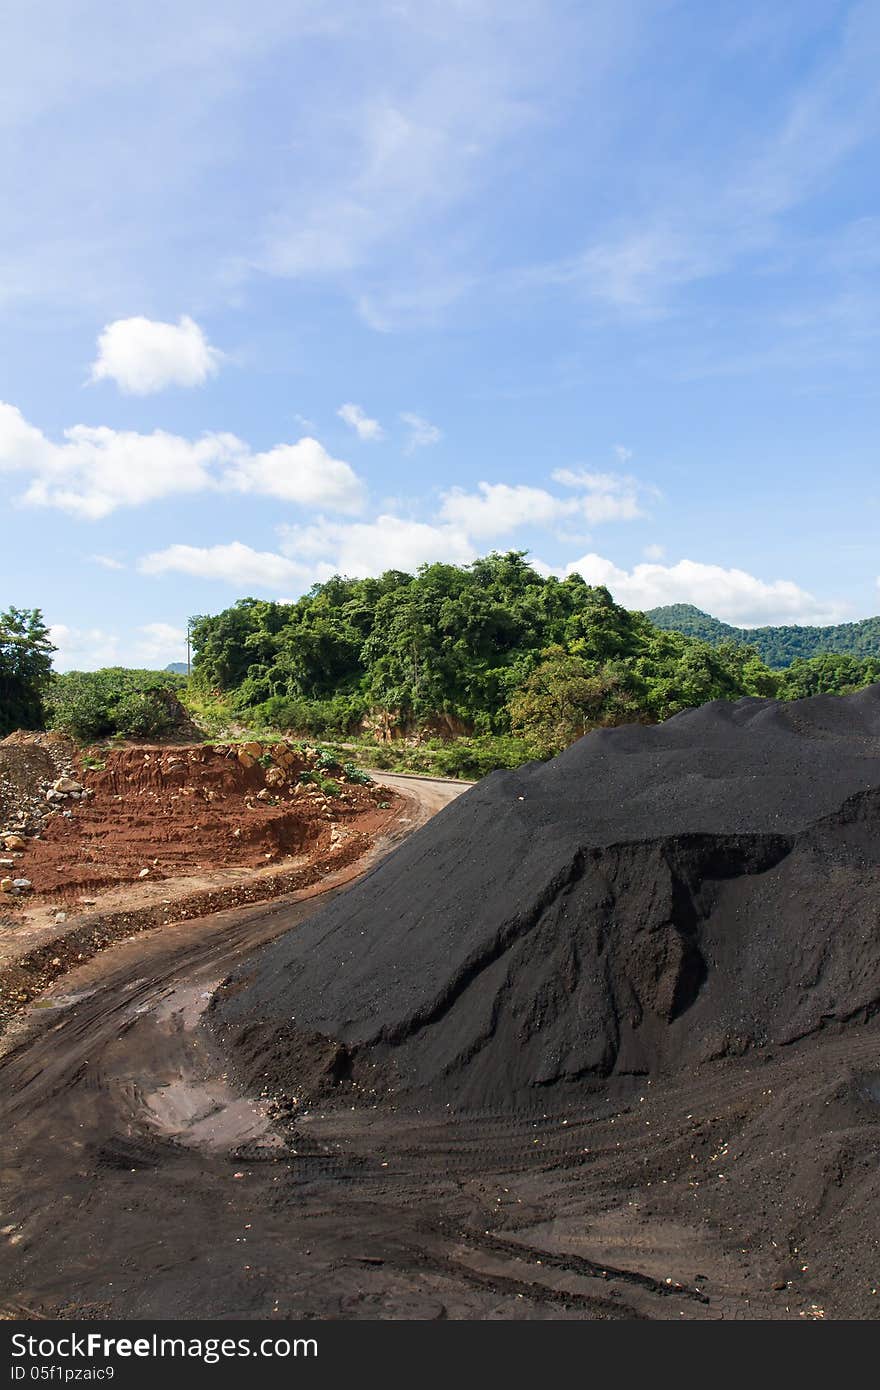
xmin=0 ymin=607 xmax=55 ymax=736
xmin=647 ymin=603 xmax=880 ymax=668
xmin=190 ymin=554 xmax=806 ymax=749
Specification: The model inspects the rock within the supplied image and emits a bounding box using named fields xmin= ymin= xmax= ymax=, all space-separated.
xmin=138 ymin=868 xmax=150 ymax=878
xmin=12 ymin=879 xmax=32 ymax=892
xmin=237 ymin=749 xmax=256 ymax=770
xmin=0 ymin=858 xmax=14 ymax=868
xmin=256 ymin=788 xmax=272 ymax=803
xmin=0 ymin=878 xmax=13 ymax=893
xmin=3 ymin=835 xmax=27 ymax=851
xmin=264 ymin=766 xmax=285 ymax=788
xmin=52 ymin=777 xmax=83 ymax=794
xmin=272 ymin=745 xmax=298 ymax=771
xmin=45 ymin=790 xmax=66 ymax=802
xmin=242 ymin=742 xmax=264 ymax=759
xmin=54 ymin=911 xmax=67 ymax=924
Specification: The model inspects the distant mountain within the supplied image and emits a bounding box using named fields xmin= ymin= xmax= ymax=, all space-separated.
xmin=165 ymin=662 xmax=188 ymax=674
xmin=646 ymin=604 xmax=880 ymax=669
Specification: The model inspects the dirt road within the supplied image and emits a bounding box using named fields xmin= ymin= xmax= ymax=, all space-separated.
xmin=0 ymin=772 xmax=868 ymax=1321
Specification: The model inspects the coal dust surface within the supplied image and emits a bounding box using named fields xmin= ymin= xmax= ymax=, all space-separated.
xmin=214 ymin=688 xmax=880 ymax=1114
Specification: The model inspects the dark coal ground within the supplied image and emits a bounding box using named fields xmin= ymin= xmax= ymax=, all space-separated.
xmin=214 ymin=687 xmax=880 ymax=1108
xmin=208 ymin=687 xmax=880 ymax=1318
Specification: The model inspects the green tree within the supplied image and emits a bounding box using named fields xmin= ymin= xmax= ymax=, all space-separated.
xmin=0 ymin=607 xmax=56 ymax=735
xmin=508 ymin=647 xmax=639 ymax=754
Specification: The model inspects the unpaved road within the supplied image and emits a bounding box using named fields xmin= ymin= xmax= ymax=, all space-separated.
xmin=0 ymin=773 xmax=869 ymax=1321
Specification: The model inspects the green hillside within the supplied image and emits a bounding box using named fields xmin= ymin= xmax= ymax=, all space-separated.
xmin=647 ymin=603 xmax=880 ymax=668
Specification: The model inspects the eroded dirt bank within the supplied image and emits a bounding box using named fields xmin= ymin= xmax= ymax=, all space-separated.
xmin=0 ymin=741 xmax=405 ymax=1034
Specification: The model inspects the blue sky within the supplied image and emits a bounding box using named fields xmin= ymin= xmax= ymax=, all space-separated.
xmin=2 ymin=0 xmax=879 ymax=669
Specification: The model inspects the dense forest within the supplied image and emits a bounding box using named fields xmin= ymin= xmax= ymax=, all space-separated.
xmin=648 ymin=603 xmax=880 ymax=668
xmin=189 ymin=554 xmax=880 ymax=754
xmin=4 ymin=560 xmax=880 ymax=768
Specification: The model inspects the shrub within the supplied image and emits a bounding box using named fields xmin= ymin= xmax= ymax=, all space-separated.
xmin=46 ymin=668 xmax=187 ymax=741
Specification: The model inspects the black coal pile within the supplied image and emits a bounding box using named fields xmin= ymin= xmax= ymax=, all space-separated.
xmin=213 ymin=687 xmax=880 ymax=1111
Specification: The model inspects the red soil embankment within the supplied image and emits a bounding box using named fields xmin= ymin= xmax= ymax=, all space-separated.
xmin=10 ymin=741 xmax=394 ymax=905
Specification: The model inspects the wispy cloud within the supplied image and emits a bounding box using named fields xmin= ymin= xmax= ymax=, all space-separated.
xmin=337 ymin=402 xmax=384 ymax=441
xmin=400 ymin=412 xmax=442 ymax=453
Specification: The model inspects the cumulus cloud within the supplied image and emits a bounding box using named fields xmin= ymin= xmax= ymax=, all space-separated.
xmin=280 ymin=514 xmax=475 ymax=577
xmin=139 ymin=542 xmax=309 ymax=590
xmin=440 ymin=483 xmax=573 ymax=538
xmin=90 ymin=315 xmax=224 ymax=394
xmin=562 ymin=553 xmax=844 ymax=627
xmin=337 ymin=402 xmax=384 ymax=441
xmin=141 ymin=515 xmax=476 ymax=593
xmin=439 ymin=472 xmax=644 ymax=539
xmin=49 ymin=620 xmax=187 ymax=672
xmin=400 ymin=412 xmax=442 ymax=452
xmin=223 ymin=438 xmax=365 ymax=512
xmin=90 ymin=553 xmax=125 ymax=570
xmin=0 ymin=401 xmax=364 ymax=519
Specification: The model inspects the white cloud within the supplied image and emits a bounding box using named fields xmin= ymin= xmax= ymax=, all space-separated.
xmin=400 ymin=412 xmax=442 ymax=452
xmin=49 ymin=620 xmax=187 ymax=672
xmin=643 ymin=543 xmax=665 ymax=562
xmin=135 ymin=622 xmax=188 ymax=665
xmin=550 ymin=468 xmax=645 ymax=522
xmin=139 ymin=542 xmax=309 ymax=591
xmin=337 ymin=402 xmax=384 ymax=441
xmin=562 ymin=554 xmax=844 ymax=627
xmin=141 ymin=517 xmax=475 ymax=592
xmin=281 ymin=514 xmax=475 ymax=578
xmin=90 ymin=554 xmax=125 ymax=570
xmin=90 ymin=315 xmax=224 ymax=394
xmin=0 ymin=401 xmax=364 ymax=519
xmin=439 ymin=472 xmax=644 ymax=539
xmin=440 ymin=482 xmax=572 ymax=538
xmin=223 ymin=438 xmax=365 ymax=513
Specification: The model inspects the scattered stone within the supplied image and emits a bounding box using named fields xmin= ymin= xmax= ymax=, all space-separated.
xmin=52 ymin=777 xmax=83 ymax=794
xmin=138 ymin=868 xmax=151 ymax=879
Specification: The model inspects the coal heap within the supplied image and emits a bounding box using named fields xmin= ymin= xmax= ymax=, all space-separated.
xmin=214 ymin=687 xmax=880 ymax=1110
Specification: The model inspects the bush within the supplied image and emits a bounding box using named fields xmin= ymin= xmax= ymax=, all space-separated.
xmin=46 ymin=668 xmax=187 ymax=741
xmin=250 ymin=693 xmax=366 ymax=738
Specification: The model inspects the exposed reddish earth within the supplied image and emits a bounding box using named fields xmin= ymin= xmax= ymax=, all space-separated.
xmin=8 ymin=741 xmax=395 ymax=903
xmin=0 ymin=738 xmax=404 ymax=1039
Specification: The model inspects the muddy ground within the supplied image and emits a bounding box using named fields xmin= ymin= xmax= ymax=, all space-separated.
xmin=0 ymin=770 xmax=873 ymax=1321
xmin=1 ymin=705 xmax=877 ymax=1324
xmin=0 ymin=741 xmax=404 ymax=1037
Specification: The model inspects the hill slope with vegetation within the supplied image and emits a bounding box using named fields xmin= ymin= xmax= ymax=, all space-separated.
xmin=189 ymin=553 xmax=880 ymax=759
xmin=3 ymin=561 xmax=879 ymax=775
xmin=647 ymin=602 xmax=880 ymax=667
